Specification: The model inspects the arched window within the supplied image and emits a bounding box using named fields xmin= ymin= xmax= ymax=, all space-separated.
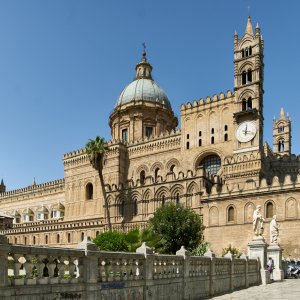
xmin=176 ymin=193 xmax=180 ymax=205
xmin=33 ymin=236 xmax=36 ymax=245
xmin=162 ymin=195 xmax=166 ymax=207
xmin=247 ymin=69 xmax=252 ymax=83
xmin=247 ymin=97 xmax=252 ymax=110
xmin=211 ymin=128 xmax=214 ymax=134
xmin=242 ymin=99 xmax=247 ymax=111
xmin=278 ymin=141 xmax=284 ymax=152
xmin=121 ymin=201 xmax=125 ymax=217
xmin=199 ymin=131 xmax=202 ymax=137
xmin=211 ymin=137 xmax=214 ymax=144
xmin=15 ymin=237 xmax=17 ymax=244
xmin=242 ymin=49 xmax=245 ymax=58
xmin=155 ymin=168 xmax=160 ymax=181
xmin=266 ymin=202 xmax=274 ymax=218
xmin=96 ymin=231 xmax=99 ymax=236
xmin=245 ymin=47 xmax=249 ymax=57
xmin=199 ymin=139 xmax=202 ymax=146
xmin=140 ymin=170 xmax=146 ymax=185
xmin=224 ymin=133 xmax=228 ymax=142
xmin=57 ymin=234 xmax=60 ymax=244
xmin=133 ymin=200 xmax=138 ymax=216
xmin=45 ymin=235 xmax=48 ymax=244
xmin=249 ymin=46 xmax=252 ymax=56
xmin=81 ymin=232 xmax=85 ymax=241
xmin=170 ymin=165 xmax=176 ymax=173
xmin=86 ymin=183 xmax=93 ymax=200
xmin=224 ymin=125 xmax=228 ymax=131
xmin=228 ymin=206 xmax=235 ymax=222
xmin=186 ymin=141 xmax=190 ymax=149
xmin=242 ymin=71 xmax=247 ymax=85
xmin=199 ymin=155 xmax=221 ymax=176
xmin=24 ymin=237 xmax=27 ymax=245
xmin=68 ymin=233 xmax=71 ymax=243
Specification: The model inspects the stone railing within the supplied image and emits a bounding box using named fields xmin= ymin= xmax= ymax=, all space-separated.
xmin=0 ymin=236 xmax=261 ymax=300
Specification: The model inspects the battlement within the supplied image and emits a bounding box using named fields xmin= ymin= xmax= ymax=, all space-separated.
xmin=180 ymin=90 xmax=234 ymax=112
xmin=0 ymin=179 xmax=65 ymax=199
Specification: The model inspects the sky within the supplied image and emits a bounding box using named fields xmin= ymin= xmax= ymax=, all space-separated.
xmin=0 ymin=0 xmax=299 ymax=191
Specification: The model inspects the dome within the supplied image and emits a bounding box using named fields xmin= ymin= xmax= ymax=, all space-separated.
xmin=116 ymin=78 xmax=172 ymax=110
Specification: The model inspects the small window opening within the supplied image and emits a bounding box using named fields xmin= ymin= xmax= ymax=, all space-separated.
xmin=81 ymin=232 xmax=85 ymax=241
xmin=162 ymin=195 xmax=166 ymax=207
xmin=57 ymin=234 xmax=60 ymax=244
xmin=176 ymin=193 xmax=180 ymax=205
xmin=145 ymin=127 xmax=153 ymax=138
xmin=278 ymin=141 xmax=284 ymax=152
xmin=211 ymin=128 xmax=214 ymax=134
xmin=224 ymin=125 xmax=228 ymax=131
xmin=211 ymin=137 xmax=214 ymax=144
xmin=170 ymin=165 xmax=175 ymax=173
xmin=24 ymin=237 xmax=27 ymax=245
xmin=242 ymin=49 xmax=245 ymax=58
xmin=155 ymin=168 xmax=160 ymax=180
xmin=199 ymin=139 xmax=202 ymax=147
xmin=224 ymin=134 xmax=228 ymax=141
xmin=245 ymin=48 xmax=249 ymax=57
xmin=242 ymin=99 xmax=247 ymax=111
xmin=133 ymin=200 xmax=138 ymax=216
xmin=247 ymin=97 xmax=252 ymax=110
xmin=186 ymin=142 xmax=190 ymax=149
xmin=68 ymin=233 xmax=71 ymax=243
xmin=45 ymin=235 xmax=48 ymax=244
xmin=249 ymin=46 xmax=252 ymax=56
xmin=187 ymin=134 xmax=189 ymax=139
xmin=199 ymin=131 xmax=202 ymax=137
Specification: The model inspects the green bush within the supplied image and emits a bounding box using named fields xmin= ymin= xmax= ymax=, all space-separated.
xmin=221 ymin=244 xmax=242 ymax=258
xmin=191 ymin=242 xmax=210 ymax=256
xmin=93 ymin=231 xmax=128 ymax=252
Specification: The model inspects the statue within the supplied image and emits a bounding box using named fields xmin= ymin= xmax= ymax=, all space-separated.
xmin=270 ymin=215 xmax=279 ymax=244
xmin=253 ymin=205 xmax=265 ymax=237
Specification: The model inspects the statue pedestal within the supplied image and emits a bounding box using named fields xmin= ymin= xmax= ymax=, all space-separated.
xmin=267 ymin=244 xmax=284 ymax=281
xmin=248 ymin=236 xmax=271 ymax=285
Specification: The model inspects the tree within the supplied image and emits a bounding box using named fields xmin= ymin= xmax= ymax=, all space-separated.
xmin=93 ymin=231 xmax=128 ymax=252
xmin=149 ymin=202 xmax=204 ymax=254
xmin=85 ymin=136 xmax=111 ymax=230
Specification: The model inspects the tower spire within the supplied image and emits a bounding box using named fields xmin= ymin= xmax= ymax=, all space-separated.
xmin=245 ymin=16 xmax=254 ymax=35
xmin=135 ymin=43 xmax=153 ymax=80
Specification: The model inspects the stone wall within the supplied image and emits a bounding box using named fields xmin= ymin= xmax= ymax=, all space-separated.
xmin=0 ymin=236 xmax=261 ymax=300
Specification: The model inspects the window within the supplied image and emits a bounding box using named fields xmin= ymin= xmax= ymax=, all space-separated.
xmin=45 ymin=235 xmax=48 ymax=244
xmin=162 ymin=195 xmax=166 ymax=207
xmin=187 ymin=134 xmax=189 ymax=139
xmin=211 ymin=128 xmax=214 ymax=134
xmin=86 ymin=183 xmax=93 ymax=200
xmin=186 ymin=141 xmax=190 ymax=149
xmin=242 ymin=49 xmax=245 ymax=58
xmin=57 ymin=234 xmax=60 ymax=244
xmin=122 ymin=128 xmax=128 ymax=141
xmin=200 ymin=155 xmax=221 ymax=176
xmin=96 ymin=231 xmax=99 ymax=236
xmin=170 ymin=165 xmax=175 ymax=173
xmin=247 ymin=69 xmax=252 ymax=83
xmin=121 ymin=201 xmax=125 ymax=217
xmin=199 ymin=131 xmax=202 ymax=137
xmin=245 ymin=48 xmax=249 ymax=57
xmin=211 ymin=137 xmax=214 ymax=144
xmin=228 ymin=206 xmax=235 ymax=222
xmin=266 ymin=202 xmax=274 ymax=218
xmin=224 ymin=125 xmax=228 ymax=131
xmin=24 ymin=237 xmax=27 ymax=245
xmin=224 ymin=133 xmax=228 ymax=141
xmin=81 ymin=232 xmax=84 ymax=241
xmin=249 ymin=46 xmax=252 ymax=55
xmin=242 ymin=71 xmax=247 ymax=85
xmin=155 ymin=168 xmax=160 ymax=181
xmin=140 ymin=170 xmax=146 ymax=185
xmin=247 ymin=97 xmax=252 ymax=110
xmin=68 ymin=233 xmax=71 ymax=243
xmin=145 ymin=127 xmax=153 ymax=138
xmin=133 ymin=200 xmax=138 ymax=216
xmin=278 ymin=126 xmax=284 ymax=133
xmin=199 ymin=139 xmax=202 ymax=146
xmin=278 ymin=141 xmax=284 ymax=152
xmin=33 ymin=236 xmax=36 ymax=245
xmin=15 ymin=237 xmax=17 ymax=244
xmin=176 ymin=193 xmax=180 ymax=205
xmin=242 ymin=99 xmax=247 ymax=111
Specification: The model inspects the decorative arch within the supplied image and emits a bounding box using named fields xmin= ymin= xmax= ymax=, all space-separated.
xmin=170 ymin=184 xmax=184 ymax=198
xmin=239 ymin=61 xmax=254 ymax=73
xmin=244 ymin=202 xmax=255 ymax=223
xmin=142 ymin=189 xmax=153 ymax=201
xmin=209 ymin=206 xmax=219 ymax=226
xmin=193 ymin=149 xmax=223 ymax=171
xmin=286 ymin=197 xmax=297 ymax=219
xmin=85 ymin=182 xmax=94 ymax=200
xmin=186 ymin=181 xmax=200 ymax=208
xmin=136 ymin=164 xmax=149 ymax=175
xmin=166 ymin=158 xmax=180 ymax=173
xmin=150 ymin=162 xmax=164 ymax=172
xmin=155 ymin=186 xmax=169 ymax=200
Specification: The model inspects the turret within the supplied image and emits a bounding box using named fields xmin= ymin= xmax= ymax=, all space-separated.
xmin=0 ymin=179 xmax=6 ymax=193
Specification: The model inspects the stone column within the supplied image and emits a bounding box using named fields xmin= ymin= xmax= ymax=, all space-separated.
xmin=176 ymin=246 xmax=190 ymax=300
xmin=204 ymin=249 xmax=216 ymax=296
xmin=0 ymin=235 xmax=9 ymax=287
xmin=248 ymin=236 xmax=270 ymax=285
xmin=267 ymin=244 xmax=284 ymax=281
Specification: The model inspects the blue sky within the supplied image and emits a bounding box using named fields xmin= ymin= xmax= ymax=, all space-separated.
xmin=0 ymin=0 xmax=299 ymax=190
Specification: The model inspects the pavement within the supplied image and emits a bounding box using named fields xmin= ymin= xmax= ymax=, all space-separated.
xmin=210 ymin=279 xmax=300 ymax=300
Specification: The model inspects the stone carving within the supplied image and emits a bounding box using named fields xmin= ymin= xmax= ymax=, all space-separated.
xmin=253 ymin=205 xmax=265 ymax=237
xmin=270 ymin=215 xmax=279 ymax=244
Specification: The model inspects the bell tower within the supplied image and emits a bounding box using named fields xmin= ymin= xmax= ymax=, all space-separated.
xmin=233 ymin=17 xmax=264 ymax=153
xmin=273 ymin=108 xmax=291 ymax=156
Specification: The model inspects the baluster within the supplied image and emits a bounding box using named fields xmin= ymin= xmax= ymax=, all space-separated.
xmin=57 ymin=256 xmax=66 ymax=283
xmin=75 ymin=258 xmax=83 ymax=281
xmin=12 ymin=253 xmax=24 ymax=285
xmin=48 ymin=256 xmax=58 ymax=284
xmin=115 ymin=259 xmax=121 ymax=281
xmin=24 ymin=254 xmax=36 ymax=285
xmin=36 ymin=255 xmax=48 ymax=284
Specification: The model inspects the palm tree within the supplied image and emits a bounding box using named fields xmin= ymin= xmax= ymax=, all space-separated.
xmin=85 ymin=136 xmax=112 ymax=230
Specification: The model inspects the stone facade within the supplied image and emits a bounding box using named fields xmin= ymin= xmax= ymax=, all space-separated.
xmin=1 ymin=17 xmax=300 ymax=256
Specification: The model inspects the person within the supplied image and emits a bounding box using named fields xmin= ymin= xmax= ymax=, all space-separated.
xmin=267 ymin=257 xmax=274 ymax=280
xmin=253 ymin=205 xmax=264 ymax=236
xmin=270 ymin=215 xmax=279 ymax=244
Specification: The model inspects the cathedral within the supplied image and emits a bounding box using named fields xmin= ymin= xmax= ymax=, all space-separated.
xmin=1 ymin=17 xmax=299 ymax=256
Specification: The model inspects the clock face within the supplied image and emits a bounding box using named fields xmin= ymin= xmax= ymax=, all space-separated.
xmin=236 ymin=121 xmax=257 ymax=143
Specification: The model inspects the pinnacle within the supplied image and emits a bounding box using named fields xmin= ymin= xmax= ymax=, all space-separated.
xmin=245 ymin=16 xmax=254 ymax=35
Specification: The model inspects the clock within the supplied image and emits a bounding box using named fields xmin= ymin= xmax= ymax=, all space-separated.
xmin=236 ymin=121 xmax=257 ymax=143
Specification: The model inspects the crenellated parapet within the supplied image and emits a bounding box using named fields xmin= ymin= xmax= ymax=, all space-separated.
xmin=180 ymin=90 xmax=234 ymax=113
xmin=0 ymin=179 xmax=65 ymax=199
